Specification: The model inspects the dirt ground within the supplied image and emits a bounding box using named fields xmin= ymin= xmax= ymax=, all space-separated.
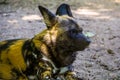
xmin=0 ymin=0 xmax=120 ymax=80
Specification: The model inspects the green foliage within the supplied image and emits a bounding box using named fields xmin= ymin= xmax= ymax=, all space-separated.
xmin=113 ymin=75 xmax=120 ymax=80
xmin=0 ymin=0 xmax=8 ymax=4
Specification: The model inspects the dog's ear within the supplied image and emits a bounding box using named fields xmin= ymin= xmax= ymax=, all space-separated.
xmin=38 ymin=6 xmax=56 ymax=29
xmin=56 ymin=3 xmax=73 ymax=17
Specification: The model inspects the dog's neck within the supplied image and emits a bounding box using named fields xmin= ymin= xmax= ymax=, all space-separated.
xmin=32 ymin=27 xmax=76 ymax=67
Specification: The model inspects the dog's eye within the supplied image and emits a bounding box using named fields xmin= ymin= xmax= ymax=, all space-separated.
xmin=70 ymin=29 xmax=78 ymax=34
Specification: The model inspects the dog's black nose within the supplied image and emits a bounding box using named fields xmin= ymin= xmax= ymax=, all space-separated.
xmin=86 ymin=38 xmax=91 ymax=45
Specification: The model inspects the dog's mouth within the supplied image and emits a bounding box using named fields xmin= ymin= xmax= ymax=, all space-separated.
xmin=80 ymin=44 xmax=89 ymax=51
xmin=73 ymin=43 xmax=89 ymax=51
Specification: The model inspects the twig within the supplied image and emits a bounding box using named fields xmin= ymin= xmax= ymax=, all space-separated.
xmin=0 ymin=11 xmax=16 ymax=14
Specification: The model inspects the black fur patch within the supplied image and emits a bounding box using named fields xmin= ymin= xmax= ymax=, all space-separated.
xmin=22 ymin=40 xmax=42 ymax=75
xmin=0 ymin=39 xmax=20 ymax=52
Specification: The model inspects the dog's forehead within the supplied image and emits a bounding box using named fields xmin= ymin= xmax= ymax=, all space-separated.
xmin=57 ymin=15 xmax=80 ymax=30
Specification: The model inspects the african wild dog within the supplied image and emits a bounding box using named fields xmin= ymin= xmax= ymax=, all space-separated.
xmin=0 ymin=4 xmax=90 ymax=80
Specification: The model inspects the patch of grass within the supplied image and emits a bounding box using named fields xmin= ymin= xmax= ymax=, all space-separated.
xmin=113 ymin=75 xmax=120 ymax=80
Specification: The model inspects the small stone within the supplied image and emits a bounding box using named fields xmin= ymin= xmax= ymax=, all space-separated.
xmin=28 ymin=21 xmax=32 ymax=23
xmin=107 ymin=49 xmax=115 ymax=54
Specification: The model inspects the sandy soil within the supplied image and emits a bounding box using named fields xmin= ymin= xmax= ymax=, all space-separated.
xmin=0 ymin=0 xmax=120 ymax=80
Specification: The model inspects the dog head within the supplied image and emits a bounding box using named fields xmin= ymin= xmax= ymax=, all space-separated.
xmin=38 ymin=4 xmax=91 ymax=67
